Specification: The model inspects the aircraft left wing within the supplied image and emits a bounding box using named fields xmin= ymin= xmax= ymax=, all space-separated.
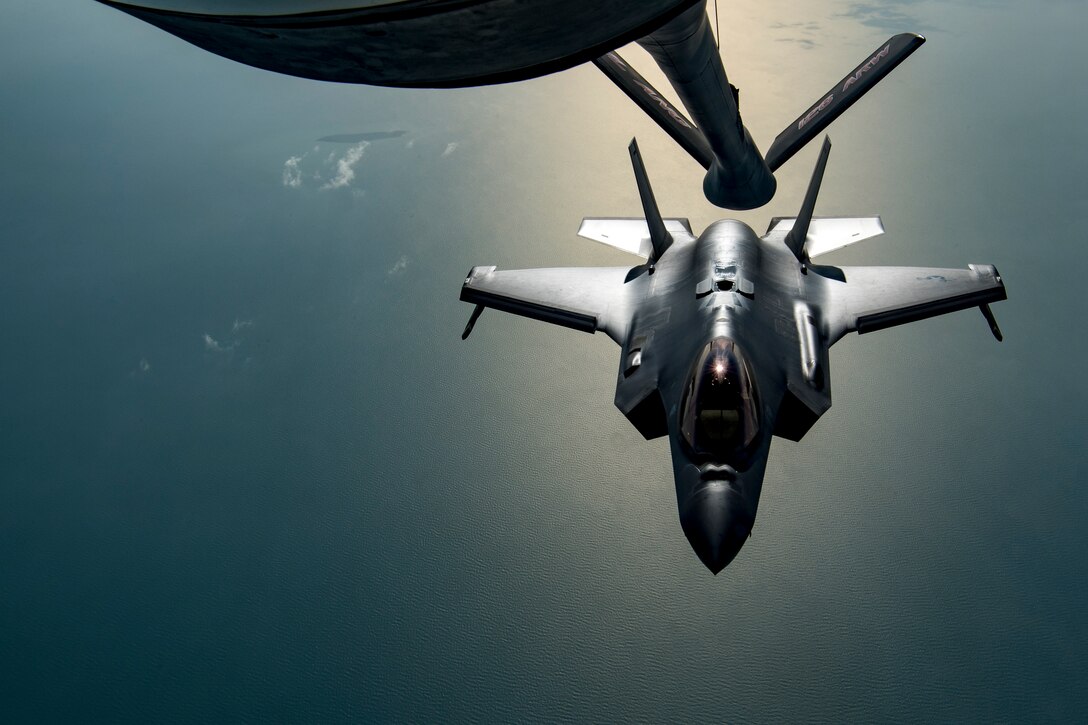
xmin=824 ymin=264 xmax=1006 ymax=344
xmin=460 ymin=265 xmax=633 ymax=343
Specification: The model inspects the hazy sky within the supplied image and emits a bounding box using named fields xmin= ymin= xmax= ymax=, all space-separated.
xmin=1 ymin=0 xmax=1085 ymax=721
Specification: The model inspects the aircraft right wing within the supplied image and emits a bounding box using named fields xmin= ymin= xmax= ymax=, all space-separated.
xmin=460 ymin=265 xmax=633 ymax=344
xmin=824 ymin=264 xmax=1006 ymax=345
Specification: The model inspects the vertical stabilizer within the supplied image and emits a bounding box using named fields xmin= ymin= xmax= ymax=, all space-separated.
xmin=786 ymin=136 xmax=832 ymax=261
xmin=628 ymin=138 xmax=673 ymax=261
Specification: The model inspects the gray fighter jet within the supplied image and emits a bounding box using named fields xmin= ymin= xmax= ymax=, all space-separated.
xmin=460 ymin=137 xmax=1006 ymax=573
xmin=96 ymin=0 xmax=923 ymax=209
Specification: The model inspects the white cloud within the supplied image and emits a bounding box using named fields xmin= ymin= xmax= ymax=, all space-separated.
xmin=405 ymin=139 xmax=415 ymax=149
xmin=441 ymin=141 xmax=459 ymax=158
xmin=283 ymin=139 xmax=378 ymax=190
xmin=204 ymin=333 xmax=229 ymax=353
xmin=204 ymin=319 xmax=253 ymax=363
xmin=282 ymin=155 xmax=304 ymax=188
xmin=130 ymin=357 xmax=152 ymax=378
xmin=321 ymin=141 xmax=369 ymax=190
xmin=387 ymin=255 xmax=410 ymax=276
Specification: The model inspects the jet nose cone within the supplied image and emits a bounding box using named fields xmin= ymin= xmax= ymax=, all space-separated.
xmin=679 ymin=482 xmax=752 ymax=574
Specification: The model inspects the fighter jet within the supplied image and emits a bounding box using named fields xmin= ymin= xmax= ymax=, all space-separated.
xmin=460 ymin=137 xmax=1007 ymax=573
xmin=96 ymin=0 xmax=923 ymax=209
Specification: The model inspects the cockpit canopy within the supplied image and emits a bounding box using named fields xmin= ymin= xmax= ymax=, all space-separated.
xmin=679 ymin=337 xmax=761 ymax=467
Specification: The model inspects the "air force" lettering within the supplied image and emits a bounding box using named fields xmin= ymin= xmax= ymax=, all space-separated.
xmin=842 ymin=44 xmax=891 ymax=93
xmin=604 ymin=53 xmax=693 ymax=129
xmin=798 ymin=94 xmax=833 ymax=130
xmin=637 ymin=81 xmax=694 ymax=129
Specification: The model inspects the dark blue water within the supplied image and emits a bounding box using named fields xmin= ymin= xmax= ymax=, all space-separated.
xmin=1 ymin=0 xmax=1084 ymax=721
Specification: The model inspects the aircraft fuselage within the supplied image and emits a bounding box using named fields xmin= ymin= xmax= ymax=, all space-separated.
xmin=460 ymin=138 xmax=1006 ymax=574
xmin=617 ymin=221 xmax=795 ymax=571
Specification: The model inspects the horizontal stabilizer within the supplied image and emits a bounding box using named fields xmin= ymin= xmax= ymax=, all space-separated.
xmin=765 ymin=33 xmax=925 ymax=172
xmin=765 ymin=216 xmax=884 ymax=257
xmin=594 ymin=52 xmax=715 ymax=170
xmin=578 ymin=217 xmax=694 ymax=258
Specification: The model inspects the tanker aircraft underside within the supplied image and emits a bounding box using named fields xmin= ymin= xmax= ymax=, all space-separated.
xmin=460 ymin=137 xmax=1006 ymax=573
xmin=97 ymin=0 xmax=924 ymax=209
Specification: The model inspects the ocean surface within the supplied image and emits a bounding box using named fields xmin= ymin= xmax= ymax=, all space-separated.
xmin=1 ymin=0 xmax=1085 ymax=721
